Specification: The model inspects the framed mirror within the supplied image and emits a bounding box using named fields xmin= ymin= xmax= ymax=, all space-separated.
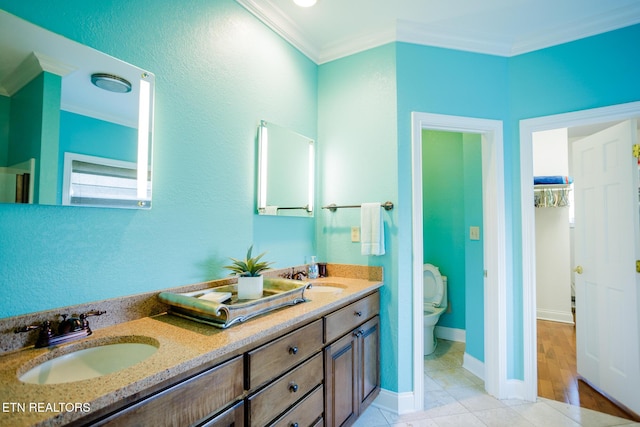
xmin=257 ymin=120 xmax=314 ymax=217
xmin=0 ymin=10 xmax=155 ymax=209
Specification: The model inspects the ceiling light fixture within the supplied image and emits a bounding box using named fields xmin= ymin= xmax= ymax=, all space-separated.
xmin=293 ymin=0 xmax=316 ymax=7
xmin=90 ymin=73 xmax=132 ymax=93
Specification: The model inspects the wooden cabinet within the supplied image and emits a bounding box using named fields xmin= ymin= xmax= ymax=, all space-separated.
xmin=93 ymin=355 xmax=244 ymax=427
xmin=324 ymin=296 xmax=380 ymax=427
xmin=245 ymin=319 xmax=324 ymax=426
xmin=85 ymin=291 xmax=379 ymax=427
xmin=246 ymin=319 xmax=323 ymax=389
xmin=200 ymin=401 xmax=244 ymax=427
xmin=325 ymin=292 xmax=380 ymax=343
xmin=269 ymin=384 xmax=323 ymax=427
xmin=247 ymin=353 xmax=323 ymax=426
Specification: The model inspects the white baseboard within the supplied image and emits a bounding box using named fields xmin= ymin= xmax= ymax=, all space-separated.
xmin=505 ymin=379 xmax=531 ymax=401
xmin=435 ymin=326 xmax=466 ymax=342
xmin=372 ymin=388 xmax=416 ymax=415
xmin=463 ymin=352 xmax=485 ymax=381
xmin=536 ymin=308 xmax=574 ymax=324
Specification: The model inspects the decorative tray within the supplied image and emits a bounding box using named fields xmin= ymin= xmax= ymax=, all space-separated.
xmin=158 ymin=278 xmax=310 ymax=328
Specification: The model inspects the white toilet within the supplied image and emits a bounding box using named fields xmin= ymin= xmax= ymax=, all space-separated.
xmin=423 ymin=263 xmax=448 ymax=355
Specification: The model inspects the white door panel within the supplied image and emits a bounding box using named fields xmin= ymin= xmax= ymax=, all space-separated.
xmin=573 ymin=119 xmax=640 ymax=413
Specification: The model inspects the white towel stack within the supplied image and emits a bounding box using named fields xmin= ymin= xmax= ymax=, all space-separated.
xmin=360 ymin=202 xmax=385 ymax=256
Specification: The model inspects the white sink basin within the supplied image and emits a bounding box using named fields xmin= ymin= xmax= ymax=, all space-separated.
xmin=305 ymin=283 xmax=345 ymax=294
xmin=19 ymin=340 xmax=159 ymax=385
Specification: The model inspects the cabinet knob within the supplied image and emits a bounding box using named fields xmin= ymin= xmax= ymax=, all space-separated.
xmin=354 ymin=311 xmax=363 ymax=317
xmin=290 ymin=423 xmax=299 ymax=427
xmin=289 ymin=382 xmax=299 ymax=393
xmin=289 ymin=346 xmax=298 ymax=355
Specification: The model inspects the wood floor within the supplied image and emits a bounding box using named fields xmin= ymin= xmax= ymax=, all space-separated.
xmin=537 ymin=319 xmax=638 ymax=421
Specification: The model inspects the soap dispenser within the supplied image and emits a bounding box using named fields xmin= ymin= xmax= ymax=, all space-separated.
xmin=308 ymin=256 xmax=319 ymax=279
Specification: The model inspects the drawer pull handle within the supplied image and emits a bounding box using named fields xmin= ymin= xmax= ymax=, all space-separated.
xmin=355 ymin=310 xmax=363 ymax=317
xmin=289 ymin=383 xmax=299 ymax=393
xmin=289 ymin=346 xmax=299 ymax=355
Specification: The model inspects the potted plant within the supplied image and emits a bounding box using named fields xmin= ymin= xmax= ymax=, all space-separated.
xmin=225 ymin=245 xmax=274 ymax=300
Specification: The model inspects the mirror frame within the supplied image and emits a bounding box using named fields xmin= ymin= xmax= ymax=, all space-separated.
xmin=0 ymin=10 xmax=155 ymax=209
xmin=257 ymin=120 xmax=314 ymax=217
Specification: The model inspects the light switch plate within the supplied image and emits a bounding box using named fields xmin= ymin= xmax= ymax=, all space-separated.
xmin=351 ymin=226 xmax=360 ymax=242
xmin=470 ymin=226 xmax=480 ymax=240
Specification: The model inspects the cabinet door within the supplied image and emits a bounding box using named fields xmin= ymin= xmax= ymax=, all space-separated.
xmin=325 ymin=315 xmax=381 ymax=427
xmin=357 ymin=316 xmax=380 ymax=411
xmin=324 ymin=330 xmax=358 ymax=427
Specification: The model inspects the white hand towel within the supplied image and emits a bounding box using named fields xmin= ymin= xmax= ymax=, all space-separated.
xmin=264 ymin=206 xmax=278 ymax=215
xmin=361 ymin=202 xmax=385 ymax=256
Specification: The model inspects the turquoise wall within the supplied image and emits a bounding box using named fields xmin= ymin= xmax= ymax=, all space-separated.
xmin=422 ymin=130 xmax=466 ymax=329
xmin=462 ymin=133 xmax=484 ymax=362
xmin=1 ymin=0 xmax=639 ymax=398
xmin=0 ymin=95 xmax=8 ymax=166
xmin=0 ymin=0 xmax=317 ymax=317
xmin=58 ymin=111 xmax=138 ymax=204
xmin=397 ymin=44 xmax=509 ymax=385
xmin=7 ymin=72 xmax=62 ymax=204
xmin=422 ymin=130 xmax=483 ymax=362
xmin=59 ymin=111 xmax=137 ymax=162
xmin=317 ymin=44 xmax=405 ymax=392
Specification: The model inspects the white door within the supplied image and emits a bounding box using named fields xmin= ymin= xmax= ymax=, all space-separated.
xmin=573 ymin=120 xmax=640 ymax=413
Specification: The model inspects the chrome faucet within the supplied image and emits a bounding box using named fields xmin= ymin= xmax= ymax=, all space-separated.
xmin=15 ymin=310 xmax=106 ymax=348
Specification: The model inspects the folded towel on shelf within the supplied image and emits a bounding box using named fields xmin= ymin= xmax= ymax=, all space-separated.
xmin=534 ymin=175 xmax=573 ymax=185
xmin=361 ymin=202 xmax=385 ymax=256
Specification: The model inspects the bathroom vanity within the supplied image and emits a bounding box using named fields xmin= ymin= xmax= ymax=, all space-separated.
xmin=0 ymin=267 xmax=382 ymax=427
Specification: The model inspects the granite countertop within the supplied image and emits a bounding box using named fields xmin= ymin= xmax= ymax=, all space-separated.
xmin=0 ymin=276 xmax=382 ymax=427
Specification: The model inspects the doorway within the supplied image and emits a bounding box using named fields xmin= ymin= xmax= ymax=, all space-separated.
xmin=520 ymin=102 xmax=640 ymax=408
xmin=411 ymin=112 xmax=507 ymax=411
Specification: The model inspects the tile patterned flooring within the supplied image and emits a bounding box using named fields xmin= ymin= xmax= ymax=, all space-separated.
xmin=353 ymin=340 xmax=640 ymax=427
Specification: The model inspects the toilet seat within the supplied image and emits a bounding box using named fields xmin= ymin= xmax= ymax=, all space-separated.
xmin=423 ymin=263 xmax=444 ymax=308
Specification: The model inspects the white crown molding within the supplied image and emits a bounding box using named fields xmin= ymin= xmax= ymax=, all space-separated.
xmin=235 ymin=0 xmax=320 ymax=62
xmin=511 ymin=3 xmax=640 ymax=55
xmin=317 ymin=25 xmax=396 ymax=64
xmin=396 ymin=19 xmax=514 ymax=57
xmin=238 ymin=1 xmax=640 ymax=63
xmin=1 ymin=51 xmax=76 ymax=96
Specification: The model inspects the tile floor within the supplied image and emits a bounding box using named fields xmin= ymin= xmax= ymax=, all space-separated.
xmin=353 ymin=340 xmax=640 ymax=427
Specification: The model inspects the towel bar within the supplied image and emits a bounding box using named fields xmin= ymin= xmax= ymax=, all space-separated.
xmin=322 ymin=201 xmax=394 ymax=212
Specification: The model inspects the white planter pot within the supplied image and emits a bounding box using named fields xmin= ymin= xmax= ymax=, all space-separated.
xmin=237 ymin=276 xmax=263 ymax=300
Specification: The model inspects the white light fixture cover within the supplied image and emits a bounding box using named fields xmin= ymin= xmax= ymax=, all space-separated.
xmin=293 ymin=0 xmax=317 ymax=7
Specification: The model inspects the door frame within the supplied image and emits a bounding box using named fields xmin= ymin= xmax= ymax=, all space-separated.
xmin=411 ymin=112 xmax=507 ymax=409
xmin=519 ymin=101 xmax=640 ymax=401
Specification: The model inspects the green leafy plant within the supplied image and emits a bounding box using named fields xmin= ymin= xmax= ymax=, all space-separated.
xmin=224 ymin=245 xmax=274 ymax=277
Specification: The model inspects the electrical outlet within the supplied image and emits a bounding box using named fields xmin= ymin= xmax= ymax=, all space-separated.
xmin=351 ymin=226 xmax=360 ymax=242
xmin=470 ymin=226 xmax=480 ymax=240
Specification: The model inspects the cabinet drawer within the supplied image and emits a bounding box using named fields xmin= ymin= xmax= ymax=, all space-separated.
xmin=325 ymin=293 xmax=380 ymax=343
xmin=269 ymin=384 xmax=323 ymax=427
xmin=247 ymin=319 xmax=323 ymax=389
xmin=200 ymin=400 xmax=244 ymax=427
xmin=248 ymin=352 xmax=323 ymax=427
xmin=96 ymin=355 xmax=244 ymax=427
